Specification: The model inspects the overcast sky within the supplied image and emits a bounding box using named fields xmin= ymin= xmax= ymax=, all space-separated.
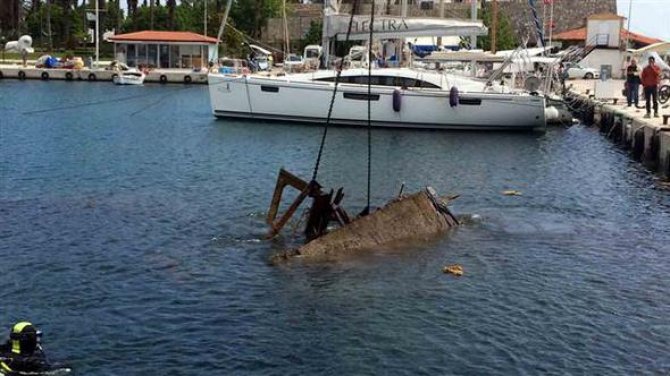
xmin=616 ymin=0 xmax=668 ymax=41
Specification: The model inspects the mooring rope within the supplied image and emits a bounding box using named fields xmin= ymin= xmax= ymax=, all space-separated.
xmin=311 ymin=0 xmax=360 ymax=182
xmin=23 ymin=86 xmax=194 ymax=115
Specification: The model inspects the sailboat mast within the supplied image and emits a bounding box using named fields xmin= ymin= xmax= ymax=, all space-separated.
xmin=283 ymin=0 xmax=290 ymax=57
xmin=491 ymin=0 xmax=497 ymax=53
xmin=548 ymin=0 xmax=554 ymax=47
xmin=321 ymin=0 xmax=331 ymax=68
xmin=470 ymin=0 xmax=477 ymax=49
xmin=215 ymin=0 xmax=233 ymax=53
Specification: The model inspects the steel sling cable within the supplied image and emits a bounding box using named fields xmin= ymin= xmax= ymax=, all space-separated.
xmin=365 ymin=1 xmax=375 ymax=213
xmin=311 ymin=0 xmax=361 ymax=183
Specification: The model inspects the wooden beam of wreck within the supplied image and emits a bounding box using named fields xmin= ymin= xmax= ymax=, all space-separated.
xmin=267 ymin=168 xmax=309 ymax=225
xmin=268 ymin=184 xmax=311 ymax=238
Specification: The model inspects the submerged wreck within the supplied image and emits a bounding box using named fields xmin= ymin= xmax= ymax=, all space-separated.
xmin=267 ymin=169 xmax=459 ymax=263
xmin=259 ymin=1 xmax=464 ymax=263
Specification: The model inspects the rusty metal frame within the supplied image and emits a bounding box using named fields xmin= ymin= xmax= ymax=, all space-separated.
xmin=266 ymin=168 xmax=350 ymax=240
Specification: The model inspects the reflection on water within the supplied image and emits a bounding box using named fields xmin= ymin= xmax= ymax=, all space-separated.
xmin=1 ymin=81 xmax=669 ymax=375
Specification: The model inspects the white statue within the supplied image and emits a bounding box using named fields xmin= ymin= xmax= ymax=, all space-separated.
xmin=4 ymin=35 xmax=35 ymax=67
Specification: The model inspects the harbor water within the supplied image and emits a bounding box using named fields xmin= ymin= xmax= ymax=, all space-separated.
xmin=1 ymin=81 xmax=669 ymax=375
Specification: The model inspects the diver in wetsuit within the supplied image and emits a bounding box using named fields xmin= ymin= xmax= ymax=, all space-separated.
xmin=0 ymin=322 xmax=50 ymax=375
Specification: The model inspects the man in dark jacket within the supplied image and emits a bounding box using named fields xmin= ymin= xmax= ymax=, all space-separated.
xmin=0 ymin=322 xmax=50 ymax=375
xmin=626 ymin=59 xmax=641 ymax=107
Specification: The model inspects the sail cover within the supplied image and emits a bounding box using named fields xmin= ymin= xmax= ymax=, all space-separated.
xmin=325 ymin=14 xmax=488 ymax=41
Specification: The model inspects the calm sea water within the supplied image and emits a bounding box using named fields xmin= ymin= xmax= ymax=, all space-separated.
xmin=1 ymin=80 xmax=669 ymax=375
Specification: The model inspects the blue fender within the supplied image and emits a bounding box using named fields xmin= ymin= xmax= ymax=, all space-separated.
xmin=449 ymin=86 xmax=459 ymax=107
xmin=393 ymin=89 xmax=402 ymax=112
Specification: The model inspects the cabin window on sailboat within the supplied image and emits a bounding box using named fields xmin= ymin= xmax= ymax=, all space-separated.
xmin=316 ymin=75 xmax=440 ymax=89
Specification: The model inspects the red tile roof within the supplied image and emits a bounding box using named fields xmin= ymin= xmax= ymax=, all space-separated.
xmin=552 ymin=27 xmax=587 ymax=41
xmin=109 ymin=31 xmax=218 ymax=44
xmin=623 ymin=29 xmax=664 ymax=46
xmin=552 ymin=27 xmax=663 ymax=45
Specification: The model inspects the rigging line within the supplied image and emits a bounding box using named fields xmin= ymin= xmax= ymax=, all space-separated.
xmin=225 ymin=22 xmax=285 ymax=55
xmin=311 ymin=0 xmax=360 ymax=183
xmin=366 ymin=0 xmax=374 ymax=212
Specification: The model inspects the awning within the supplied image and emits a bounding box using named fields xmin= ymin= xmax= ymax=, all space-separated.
xmin=325 ymin=15 xmax=488 ymax=41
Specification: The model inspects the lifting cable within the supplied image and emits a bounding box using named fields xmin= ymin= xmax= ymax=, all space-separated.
xmin=311 ymin=0 xmax=360 ymax=183
xmin=364 ymin=1 xmax=375 ymax=213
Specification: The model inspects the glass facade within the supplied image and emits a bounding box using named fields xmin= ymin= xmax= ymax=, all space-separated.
xmin=115 ymin=43 xmax=211 ymax=69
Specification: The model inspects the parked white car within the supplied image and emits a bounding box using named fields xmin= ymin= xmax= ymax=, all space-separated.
xmin=283 ymin=54 xmax=304 ymax=73
xmin=566 ymin=63 xmax=599 ymax=79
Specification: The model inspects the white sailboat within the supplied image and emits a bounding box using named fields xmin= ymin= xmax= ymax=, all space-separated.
xmin=208 ymin=6 xmax=547 ymax=131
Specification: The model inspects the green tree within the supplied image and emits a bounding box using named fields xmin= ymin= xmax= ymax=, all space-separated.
xmin=301 ymin=20 xmax=321 ymax=49
xmin=229 ymin=0 xmax=281 ymax=39
xmin=476 ymin=3 xmax=516 ymax=52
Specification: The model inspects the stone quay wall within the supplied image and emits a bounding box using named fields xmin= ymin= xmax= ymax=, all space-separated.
xmin=262 ymin=0 xmax=616 ymax=49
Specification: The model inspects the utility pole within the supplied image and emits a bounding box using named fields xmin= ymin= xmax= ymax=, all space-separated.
xmin=624 ymin=0 xmax=633 ymax=49
xmin=150 ymin=0 xmax=154 ymax=29
xmin=622 ymin=0 xmax=633 ymax=78
xmin=204 ymin=0 xmax=208 ymax=36
xmin=491 ymin=0 xmax=497 ymax=53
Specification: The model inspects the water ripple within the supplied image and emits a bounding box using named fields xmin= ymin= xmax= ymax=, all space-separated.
xmin=1 ymin=82 xmax=669 ymax=375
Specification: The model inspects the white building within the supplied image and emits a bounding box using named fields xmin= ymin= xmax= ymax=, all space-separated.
xmin=108 ymin=31 xmax=219 ymax=69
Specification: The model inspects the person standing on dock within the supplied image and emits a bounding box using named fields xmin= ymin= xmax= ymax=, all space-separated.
xmin=625 ymin=59 xmax=641 ymax=107
xmin=641 ymin=56 xmax=662 ymax=118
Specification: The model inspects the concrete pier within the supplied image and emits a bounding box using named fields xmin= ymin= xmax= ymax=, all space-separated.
xmin=0 ymin=64 xmax=208 ymax=84
xmin=565 ymin=79 xmax=670 ymax=179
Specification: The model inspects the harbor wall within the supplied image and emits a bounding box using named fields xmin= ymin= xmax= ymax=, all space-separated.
xmin=0 ymin=65 xmax=208 ymax=84
xmin=263 ymin=0 xmax=617 ymax=49
xmin=565 ymin=81 xmax=670 ymax=180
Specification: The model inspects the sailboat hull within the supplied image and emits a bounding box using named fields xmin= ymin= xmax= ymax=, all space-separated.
xmin=209 ymin=73 xmax=547 ymax=131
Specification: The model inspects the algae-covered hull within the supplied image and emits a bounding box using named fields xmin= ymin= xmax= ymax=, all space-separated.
xmin=271 ymin=188 xmax=458 ymax=263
